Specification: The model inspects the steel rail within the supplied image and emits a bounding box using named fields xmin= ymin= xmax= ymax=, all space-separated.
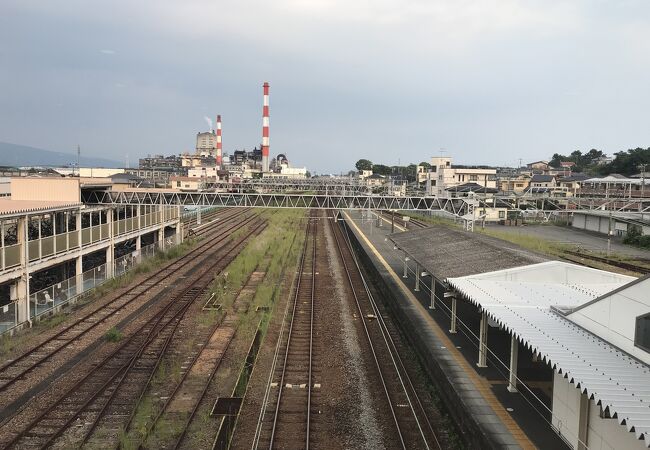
xmin=268 ymin=214 xmax=316 ymax=450
xmin=1 ymin=219 xmax=267 ymax=449
xmin=168 ymin=320 xmax=238 ymax=450
xmin=329 ymin=217 xmax=407 ymax=449
xmin=0 ymin=208 xmax=252 ymax=396
xmin=338 ymin=218 xmax=443 ymax=450
xmin=250 ymin=221 xmax=310 ymax=450
xmin=82 ymin=220 xmax=268 ymax=449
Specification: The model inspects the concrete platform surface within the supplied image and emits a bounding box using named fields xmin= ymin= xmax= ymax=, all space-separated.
xmin=342 ymin=211 xmax=569 ymax=450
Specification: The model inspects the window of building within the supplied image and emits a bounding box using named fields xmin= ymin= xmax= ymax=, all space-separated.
xmin=469 ymin=175 xmax=478 ymax=182
xmin=499 ymin=211 xmax=506 ymax=219
xmin=635 ymin=313 xmax=650 ymax=353
xmin=176 ymin=181 xmax=181 ymax=187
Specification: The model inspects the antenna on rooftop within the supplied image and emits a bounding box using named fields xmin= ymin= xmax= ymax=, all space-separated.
xmin=77 ymin=144 xmax=80 ymax=176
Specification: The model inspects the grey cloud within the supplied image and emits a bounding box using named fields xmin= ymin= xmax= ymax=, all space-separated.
xmin=0 ymin=0 xmax=649 ymax=173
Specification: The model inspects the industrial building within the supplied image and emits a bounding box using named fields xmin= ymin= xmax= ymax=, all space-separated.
xmin=172 ymin=82 xmax=307 ymax=187
xmin=571 ymin=210 xmax=650 ymax=237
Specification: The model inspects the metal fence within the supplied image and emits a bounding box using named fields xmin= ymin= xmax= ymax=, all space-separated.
xmin=0 ymin=234 xmax=181 ymax=334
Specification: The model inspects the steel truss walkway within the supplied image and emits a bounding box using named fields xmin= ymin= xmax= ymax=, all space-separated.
xmin=82 ymin=190 xmax=470 ymax=215
xmin=206 ymin=181 xmax=370 ymax=194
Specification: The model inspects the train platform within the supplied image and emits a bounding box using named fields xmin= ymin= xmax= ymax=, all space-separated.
xmin=342 ymin=210 xmax=568 ymax=450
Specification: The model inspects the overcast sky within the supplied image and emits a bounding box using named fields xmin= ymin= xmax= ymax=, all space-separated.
xmin=1 ymin=0 xmax=649 ymax=173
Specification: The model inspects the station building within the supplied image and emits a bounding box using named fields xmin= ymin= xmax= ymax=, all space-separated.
xmin=0 ymin=177 xmax=182 ymax=334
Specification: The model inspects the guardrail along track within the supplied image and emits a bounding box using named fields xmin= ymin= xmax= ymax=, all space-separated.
xmin=0 ymin=218 xmax=268 ymax=449
xmin=0 ymin=208 xmax=253 ymax=401
xmin=331 ymin=216 xmax=442 ymax=450
xmin=253 ymin=211 xmax=319 ymax=450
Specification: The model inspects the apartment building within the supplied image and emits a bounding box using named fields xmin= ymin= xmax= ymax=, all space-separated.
xmin=428 ymin=157 xmax=497 ymax=197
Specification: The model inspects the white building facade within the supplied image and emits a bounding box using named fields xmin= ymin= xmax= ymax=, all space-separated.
xmin=428 ymin=157 xmax=497 ymax=197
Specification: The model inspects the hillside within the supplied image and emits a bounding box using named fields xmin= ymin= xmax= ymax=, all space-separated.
xmin=0 ymin=141 xmax=120 ymax=168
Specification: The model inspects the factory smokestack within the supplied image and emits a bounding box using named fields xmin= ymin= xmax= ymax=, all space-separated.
xmin=216 ymin=115 xmax=222 ymax=167
xmin=261 ymin=82 xmax=270 ymax=172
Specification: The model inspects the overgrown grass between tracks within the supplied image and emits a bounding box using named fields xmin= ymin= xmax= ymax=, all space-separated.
xmin=122 ymin=209 xmax=306 ymax=449
xmin=0 ymin=236 xmax=204 ymax=358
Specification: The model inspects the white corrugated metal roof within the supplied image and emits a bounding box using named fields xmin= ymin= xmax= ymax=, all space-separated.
xmin=0 ymin=199 xmax=83 ymax=218
xmin=447 ymin=261 xmax=650 ymax=447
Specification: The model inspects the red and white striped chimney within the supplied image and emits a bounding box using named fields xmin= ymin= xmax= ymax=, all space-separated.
xmin=261 ymin=81 xmax=270 ymax=172
xmin=216 ymin=114 xmax=222 ymax=167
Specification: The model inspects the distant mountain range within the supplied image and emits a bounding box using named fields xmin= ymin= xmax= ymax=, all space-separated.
xmin=0 ymin=141 xmax=121 ymax=168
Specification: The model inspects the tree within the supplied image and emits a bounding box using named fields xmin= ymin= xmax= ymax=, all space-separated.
xmin=419 ymin=162 xmax=432 ymax=170
xmin=355 ymin=159 xmax=373 ymax=171
xmin=550 ymin=153 xmax=567 ymax=168
xmin=371 ymin=164 xmax=392 ymax=175
xmin=600 ymin=147 xmax=650 ymax=176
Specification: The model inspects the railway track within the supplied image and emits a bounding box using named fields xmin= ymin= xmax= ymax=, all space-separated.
xmin=331 ymin=217 xmax=442 ymax=450
xmin=379 ymin=211 xmax=429 ymax=231
xmin=0 ymin=208 xmax=253 ymax=406
xmin=252 ymin=212 xmax=318 ymax=450
xmin=182 ymin=207 xmax=223 ymax=230
xmin=563 ymin=250 xmax=650 ymax=274
xmin=117 ymin=270 xmax=264 ymax=449
xmin=0 ymin=217 xmax=268 ymax=449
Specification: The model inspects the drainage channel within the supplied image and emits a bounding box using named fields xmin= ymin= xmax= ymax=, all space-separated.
xmin=212 ymin=320 xmax=264 ymax=450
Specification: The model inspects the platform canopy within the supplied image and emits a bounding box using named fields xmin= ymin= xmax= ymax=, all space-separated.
xmin=447 ymin=262 xmax=650 ymax=447
xmin=389 ymin=226 xmax=547 ymax=281
xmin=0 ymin=199 xmax=83 ymax=219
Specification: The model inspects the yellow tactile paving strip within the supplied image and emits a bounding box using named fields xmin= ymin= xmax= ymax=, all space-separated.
xmin=343 ymin=212 xmax=536 ymax=449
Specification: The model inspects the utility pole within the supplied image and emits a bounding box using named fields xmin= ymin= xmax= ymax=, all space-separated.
xmin=607 ymin=210 xmax=612 ymax=258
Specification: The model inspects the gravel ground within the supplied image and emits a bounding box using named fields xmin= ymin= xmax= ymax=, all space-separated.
xmin=227 ymin=249 xmax=300 ymax=449
xmin=0 ymin=236 xmax=223 ymax=417
xmin=0 ymin=219 xmax=261 ymax=444
xmin=322 ymin=217 xmax=385 ymax=450
xmin=230 ymin=215 xmax=393 ymax=450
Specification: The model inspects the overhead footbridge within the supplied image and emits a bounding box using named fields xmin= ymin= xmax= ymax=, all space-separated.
xmin=82 ymin=188 xmax=471 ymax=215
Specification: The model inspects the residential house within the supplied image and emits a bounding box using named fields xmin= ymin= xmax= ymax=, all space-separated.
xmin=557 ymin=173 xmax=590 ymax=197
xmin=498 ymin=175 xmax=531 ymax=193
xmin=526 ymin=160 xmax=550 ymax=172
xmin=428 ymin=157 xmax=497 ymax=197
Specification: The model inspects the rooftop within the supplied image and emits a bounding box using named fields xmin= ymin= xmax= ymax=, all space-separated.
xmin=445 ymin=182 xmax=499 ymax=193
xmin=446 ymin=262 xmax=650 ymax=446
xmin=530 ymin=174 xmax=555 ymax=182
xmin=389 ymin=225 xmax=547 ymax=281
xmin=0 ymin=199 xmax=82 ymax=218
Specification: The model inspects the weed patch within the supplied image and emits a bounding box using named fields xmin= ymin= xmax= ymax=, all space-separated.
xmin=105 ymin=327 xmax=123 ymax=342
